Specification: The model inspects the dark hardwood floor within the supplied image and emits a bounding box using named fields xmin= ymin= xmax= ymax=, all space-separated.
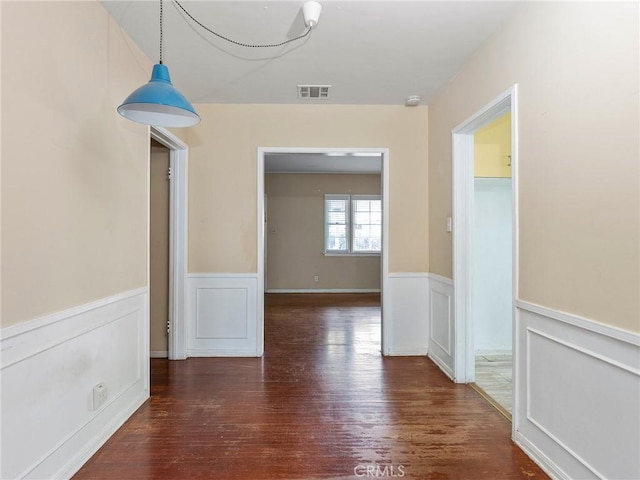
xmin=73 ymin=293 xmax=548 ymax=479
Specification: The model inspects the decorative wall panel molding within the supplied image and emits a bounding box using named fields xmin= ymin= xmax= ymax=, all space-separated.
xmin=384 ymin=273 xmax=429 ymax=356
xmin=186 ymin=274 xmax=260 ymax=356
xmin=0 ymin=288 xmax=149 ymax=479
xmin=427 ymin=275 xmax=455 ymax=379
xmin=515 ymin=301 xmax=640 ymax=480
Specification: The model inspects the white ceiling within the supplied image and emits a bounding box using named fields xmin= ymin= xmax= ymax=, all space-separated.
xmin=101 ymin=0 xmax=518 ymax=105
xmin=265 ymin=152 xmax=382 ymax=173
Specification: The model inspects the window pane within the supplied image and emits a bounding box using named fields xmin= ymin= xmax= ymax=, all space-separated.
xmin=351 ymin=197 xmax=381 ymax=252
xmin=327 ymin=212 xmax=346 ymax=224
xmin=325 ymin=196 xmax=349 ymax=251
xmin=354 ymin=211 xmax=371 ymax=225
xmin=329 ymin=225 xmax=346 ymax=237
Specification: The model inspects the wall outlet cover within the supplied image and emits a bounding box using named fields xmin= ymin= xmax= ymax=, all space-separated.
xmin=93 ymin=383 xmax=108 ymax=410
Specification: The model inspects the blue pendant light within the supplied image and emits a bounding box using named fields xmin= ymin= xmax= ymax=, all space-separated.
xmin=118 ymin=0 xmax=200 ymax=127
xmin=118 ymin=63 xmax=199 ymax=127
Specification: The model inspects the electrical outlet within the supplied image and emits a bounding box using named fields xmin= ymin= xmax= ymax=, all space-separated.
xmin=314 ymin=275 xmax=319 ymax=282
xmin=93 ymin=382 xmax=108 ymax=410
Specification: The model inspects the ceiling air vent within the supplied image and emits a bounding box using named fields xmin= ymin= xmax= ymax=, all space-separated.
xmin=298 ymin=85 xmax=331 ymax=99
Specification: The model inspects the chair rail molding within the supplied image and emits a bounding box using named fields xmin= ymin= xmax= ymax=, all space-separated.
xmin=1 ymin=288 xmax=149 ymax=479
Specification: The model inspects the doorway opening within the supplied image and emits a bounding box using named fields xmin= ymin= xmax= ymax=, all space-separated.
xmin=257 ymin=148 xmax=390 ymax=355
xmin=149 ymin=127 xmax=189 ymax=361
xmin=149 ymin=139 xmax=170 ymax=359
xmin=452 ymin=86 xmax=518 ymax=425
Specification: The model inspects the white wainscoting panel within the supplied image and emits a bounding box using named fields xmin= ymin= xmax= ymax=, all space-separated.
xmin=515 ymin=301 xmax=640 ymax=480
xmin=187 ymin=274 xmax=260 ymax=356
xmin=0 ymin=288 xmax=149 ymax=480
xmin=427 ymin=274 xmax=455 ymax=379
xmin=384 ymin=274 xmax=429 ymax=356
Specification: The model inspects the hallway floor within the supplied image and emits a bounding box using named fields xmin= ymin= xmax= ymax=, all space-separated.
xmin=73 ymin=294 xmax=547 ymax=480
xmin=474 ymin=352 xmax=513 ymax=418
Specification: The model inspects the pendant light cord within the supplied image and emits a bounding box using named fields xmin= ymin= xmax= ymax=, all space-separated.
xmin=171 ymin=0 xmax=312 ymax=49
xmin=159 ymin=0 xmax=164 ymax=64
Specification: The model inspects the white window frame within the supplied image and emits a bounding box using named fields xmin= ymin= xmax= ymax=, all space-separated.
xmin=350 ymin=194 xmax=382 ymax=254
xmin=324 ymin=194 xmax=381 ymax=256
xmin=324 ymin=194 xmax=351 ymax=254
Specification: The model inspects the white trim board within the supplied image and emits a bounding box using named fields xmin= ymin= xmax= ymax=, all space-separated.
xmin=266 ymin=289 xmax=381 ymax=294
xmin=188 ymin=273 xmax=260 ymax=279
xmin=452 ymin=84 xmax=519 ymax=385
xmin=0 ymin=287 xmax=147 ymax=344
xmin=150 ymin=127 xmax=189 ymax=361
xmin=1 ymin=288 xmax=149 ymax=479
xmin=516 ymin=300 xmax=639 ymax=346
xmin=427 ymin=273 xmax=453 ymax=286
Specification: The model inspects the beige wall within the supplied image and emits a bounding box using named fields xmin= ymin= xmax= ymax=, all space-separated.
xmin=428 ymin=2 xmax=639 ymax=331
xmin=186 ymin=105 xmax=429 ymax=274
xmin=265 ymin=173 xmax=381 ymax=290
xmin=1 ymin=1 xmax=152 ymax=326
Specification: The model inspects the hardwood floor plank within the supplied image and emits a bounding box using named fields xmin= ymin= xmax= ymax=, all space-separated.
xmin=73 ymin=294 xmax=546 ymax=479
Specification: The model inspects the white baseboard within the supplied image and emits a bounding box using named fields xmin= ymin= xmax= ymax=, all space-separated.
xmin=56 ymin=387 xmax=148 ymax=479
xmin=1 ymin=288 xmax=149 ymax=479
xmin=150 ymin=350 xmax=168 ymax=358
xmin=186 ymin=348 xmax=262 ymax=357
xmin=427 ymin=352 xmax=455 ymax=380
xmin=515 ymin=431 xmax=570 ymax=480
xmin=515 ymin=301 xmax=640 ymax=480
xmin=266 ymin=289 xmax=381 ymax=294
xmin=385 ymin=346 xmax=428 ymax=356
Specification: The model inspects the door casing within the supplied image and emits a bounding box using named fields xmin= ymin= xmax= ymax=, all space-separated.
xmin=257 ymin=147 xmax=390 ymax=355
xmin=451 ymin=85 xmax=519 ymax=436
xmin=150 ymin=127 xmax=189 ymax=360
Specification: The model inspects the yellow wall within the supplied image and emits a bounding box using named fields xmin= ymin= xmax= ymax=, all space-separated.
xmin=474 ymin=112 xmax=511 ymax=178
xmin=1 ymin=1 xmax=152 ymax=326
xmin=185 ymin=105 xmax=429 ymax=274
xmin=428 ymin=2 xmax=639 ymax=331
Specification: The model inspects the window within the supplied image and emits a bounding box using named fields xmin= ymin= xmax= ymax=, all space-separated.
xmin=324 ymin=194 xmax=381 ymax=254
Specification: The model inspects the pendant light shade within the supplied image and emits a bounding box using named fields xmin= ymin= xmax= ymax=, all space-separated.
xmin=118 ymin=63 xmax=200 ymax=128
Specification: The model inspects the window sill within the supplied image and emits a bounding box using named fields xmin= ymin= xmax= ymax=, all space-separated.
xmin=323 ymin=252 xmax=381 ymax=257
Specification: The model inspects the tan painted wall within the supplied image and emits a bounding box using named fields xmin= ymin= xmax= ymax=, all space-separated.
xmin=1 ymin=1 xmax=152 ymax=327
xmin=265 ymin=173 xmax=381 ymax=290
xmin=428 ymin=2 xmax=639 ymax=331
xmin=186 ymin=105 xmax=429 ymax=274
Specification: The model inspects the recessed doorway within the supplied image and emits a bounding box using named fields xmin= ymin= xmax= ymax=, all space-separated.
xmin=257 ymin=148 xmax=391 ymax=355
xmin=452 ymin=86 xmax=518 ymax=426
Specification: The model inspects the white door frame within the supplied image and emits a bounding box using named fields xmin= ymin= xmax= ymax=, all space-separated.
xmin=257 ymin=147 xmax=391 ymax=355
xmin=451 ymin=85 xmax=519 ymax=399
xmin=150 ymin=127 xmax=189 ymax=360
